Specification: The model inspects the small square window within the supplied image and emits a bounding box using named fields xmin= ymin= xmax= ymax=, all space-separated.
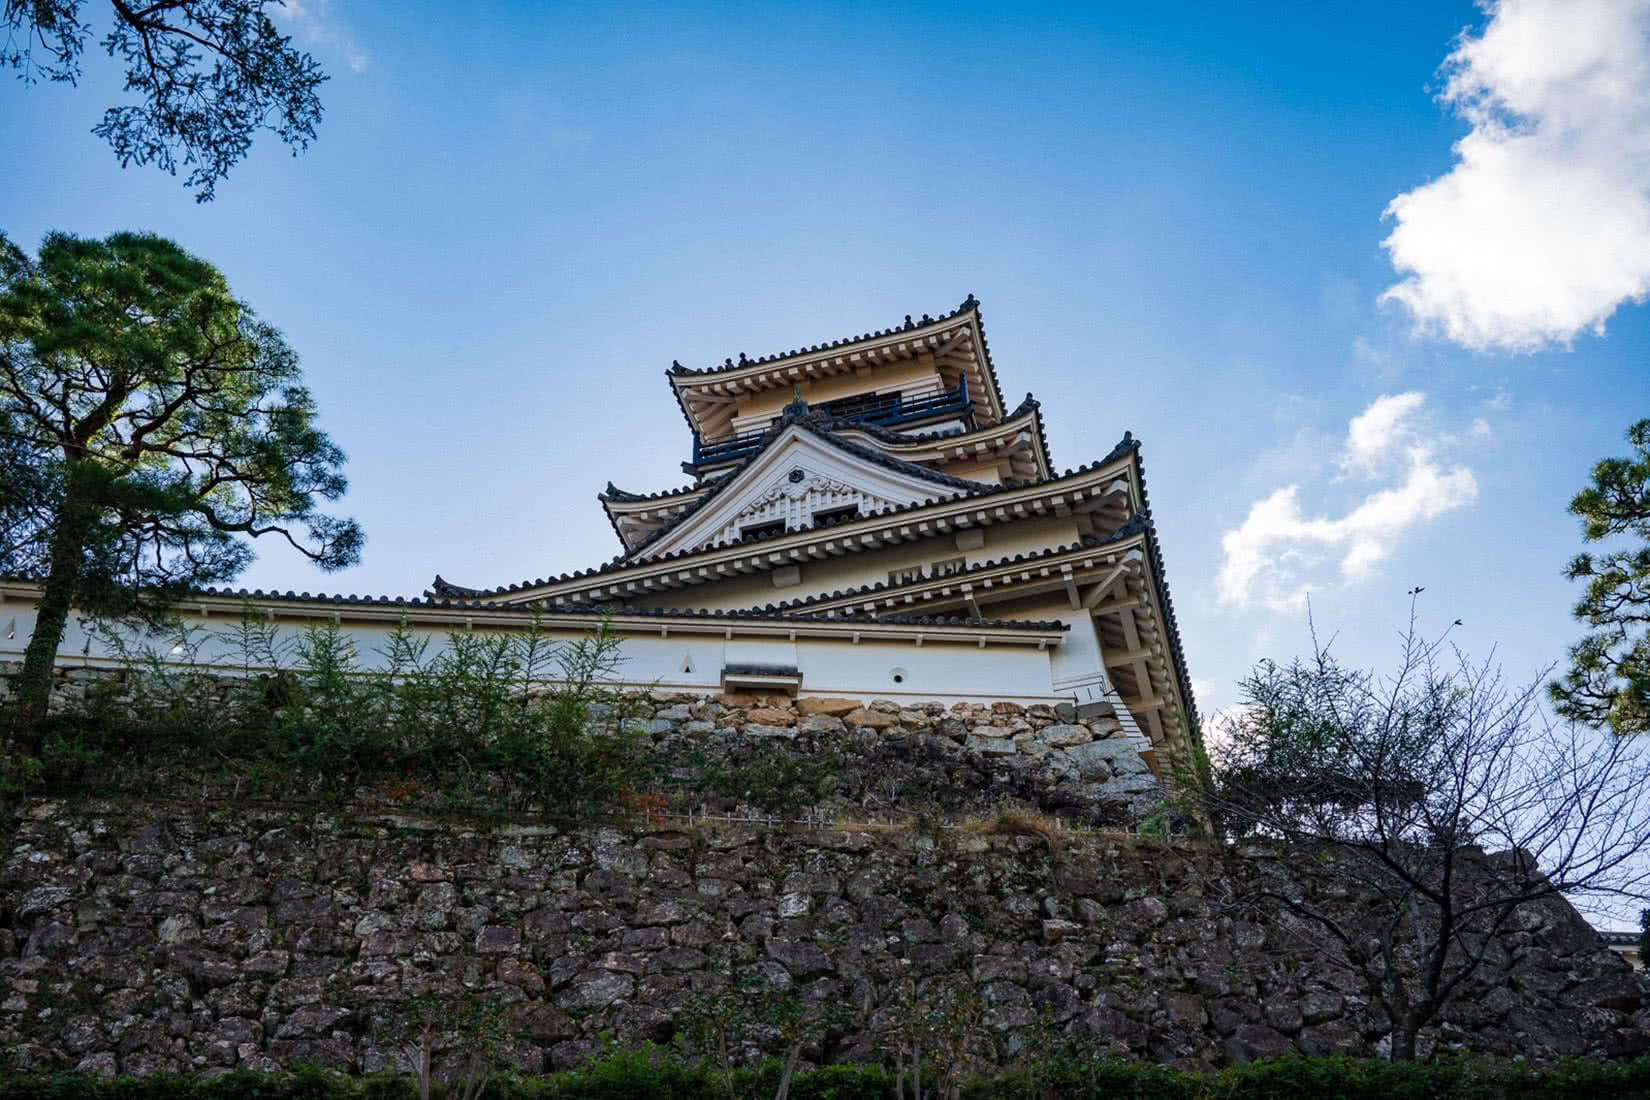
xmin=931 ymin=555 xmax=966 ymax=577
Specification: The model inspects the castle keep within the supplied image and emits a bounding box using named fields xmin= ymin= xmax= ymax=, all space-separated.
xmin=2 ymin=298 xmax=1195 ymax=774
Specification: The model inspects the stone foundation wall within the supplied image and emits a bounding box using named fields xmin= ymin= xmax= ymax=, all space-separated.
xmin=3 ymin=665 xmax=1170 ymax=825
xmin=635 ymin=692 xmax=1164 ymax=825
xmin=3 ymin=800 xmax=1647 ymax=1077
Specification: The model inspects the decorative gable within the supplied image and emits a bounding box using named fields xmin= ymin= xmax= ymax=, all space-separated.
xmin=715 ymin=471 xmax=902 ymax=546
xmin=631 ymin=424 xmax=982 ymax=561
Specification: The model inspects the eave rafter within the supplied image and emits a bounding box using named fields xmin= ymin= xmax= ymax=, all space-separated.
xmin=776 ymin=530 xmax=1188 ymax=743
xmin=505 ymin=451 xmax=1144 ymax=617
xmin=828 ymin=402 xmax=1051 ymax=482
xmin=668 ymin=301 xmax=1005 ymax=439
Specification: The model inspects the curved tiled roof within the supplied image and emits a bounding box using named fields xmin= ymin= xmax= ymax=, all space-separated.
xmin=740 ymin=514 xmax=1153 ymax=615
xmin=669 ymin=432 xmax=1195 ymax=731
xmin=669 ymin=294 xmax=980 ymax=376
xmin=616 ymin=397 xmax=998 ymax=561
xmin=429 ymin=432 xmax=1142 ymax=602
xmin=18 ymin=574 xmax=1064 ymax=633
xmin=599 ymin=476 xmax=724 ymax=505
xmin=790 ymin=391 xmax=1052 ymax=475
xmin=1129 ymin=435 xmax=1198 ymax=729
xmin=567 ymin=604 xmax=1069 ymax=631
xmin=602 ymin=395 xmax=1052 ymax=554
xmin=666 ymin=295 xmax=1009 ymax=434
xmin=597 ymin=477 xmax=720 ymax=551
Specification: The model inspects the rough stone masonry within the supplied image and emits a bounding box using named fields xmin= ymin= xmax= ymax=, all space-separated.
xmin=3 ymin=790 xmax=1648 ymax=1077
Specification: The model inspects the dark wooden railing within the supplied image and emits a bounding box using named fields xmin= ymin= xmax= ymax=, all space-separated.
xmin=691 ymin=378 xmax=971 ymax=466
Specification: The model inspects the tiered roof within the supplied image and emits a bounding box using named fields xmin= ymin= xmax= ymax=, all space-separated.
xmin=667 ymin=295 xmax=1008 ymax=442
xmin=429 ymin=297 xmax=1198 ymax=738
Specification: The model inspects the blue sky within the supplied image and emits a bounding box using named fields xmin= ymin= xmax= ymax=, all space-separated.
xmin=4 ymin=0 xmax=1648 ymax=717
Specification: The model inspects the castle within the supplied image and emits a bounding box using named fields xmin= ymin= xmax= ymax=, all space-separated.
xmin=1 ymin=297 xmax=1196 ymax=772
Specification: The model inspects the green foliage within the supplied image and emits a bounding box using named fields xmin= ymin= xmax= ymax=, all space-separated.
xmin=1 ymin=607 xmax=649 ymax=817
xmin=4 ymin=1055 xmax=1648 ymax=1100
xmin=0 ymin=230 xmax=361 ymax=720
xmin=2 ymin=1 xmax=326 ymax=200
xmin=681 ymin=977 xmax=858 ymax=1100
xmin=1552 ymin=417 xmax=1650 ymax=735
xmin=374 ymin=994 xmax=514 ymax=1100
xmin=697 ymin=742 xmax=839 ymax=813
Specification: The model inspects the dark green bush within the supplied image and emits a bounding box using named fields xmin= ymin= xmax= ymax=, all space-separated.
xmin=1 ymin=611 xmax=649 ymax=816
xmin=4 ymin=1056 xmax=1650 ymax=1100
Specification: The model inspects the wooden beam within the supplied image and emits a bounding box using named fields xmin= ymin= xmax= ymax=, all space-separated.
xmin=1104 ymin=645 xmax=1155 ymax=666
xmin=1081 ymin=560 xmax=1131 ymax=608
xmin=1084 ymin=595 xmax=1143 ymax=618
xmin=1119 ymin=607 xmax=1142 ymax=650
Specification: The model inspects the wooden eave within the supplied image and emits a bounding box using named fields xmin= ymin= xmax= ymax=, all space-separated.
xmin=0 ymin=581 xmax=1064 ymax=649
xmin=505 ymin=455 xmax=1141 ymax=607
xmin=776 ymin=533 xmax=1190 ymax=747
xmin=601 ymin=486 xmax=713 ymax=552
xmin=830 ymin=404 xmax=1051 ymax=481
xmin=670 ymin=311 xmax=1004 ymax=441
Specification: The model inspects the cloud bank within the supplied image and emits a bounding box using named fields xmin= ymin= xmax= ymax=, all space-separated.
xmin=1380 ymin=0 xmax=1650 ymax=352
xmin=1217 ymin=393 xmax=1479 ymax=612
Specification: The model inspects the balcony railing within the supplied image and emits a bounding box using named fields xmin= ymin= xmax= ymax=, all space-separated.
xmin=691 ymin=378 xmax=972 ymax=467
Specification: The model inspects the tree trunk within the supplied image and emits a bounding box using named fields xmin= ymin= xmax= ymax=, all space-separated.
xmin=14 ymin=486 xmax=95 ymax=725
xmin=773 ymin=1038 xmax=804 ymax=1100
xmin=1390 ymin=1020 xmax=1418 ymax=1062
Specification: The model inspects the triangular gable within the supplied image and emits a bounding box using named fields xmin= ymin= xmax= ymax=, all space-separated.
xmin=635 ymin=423 xmax=981 ymax=561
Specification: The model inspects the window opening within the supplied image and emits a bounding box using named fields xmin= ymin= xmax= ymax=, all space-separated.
xmin=822 ymin=390 xmax=901 ymax=422
xmin=739 ymin=519 xmax=787 ymax=542
xmin=888 ymin=565 xmax=924 ymax=585
xmin=931 ymin=555 xmax=966 ymax=577
xmin=812 ymin=504 xmax=860 ymax=527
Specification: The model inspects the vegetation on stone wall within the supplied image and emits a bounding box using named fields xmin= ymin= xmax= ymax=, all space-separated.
xmin=3 ymin=1054 xmax=1650 ymax=1099
xmin=1195 ymin=602 xmax=1650 ymax=1061
xmin=0 ymin=611 xmax=648 ymax=817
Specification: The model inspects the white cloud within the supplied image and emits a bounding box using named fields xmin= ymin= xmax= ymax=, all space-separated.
xmin=1341 ymin=391 xmax=1426 ymax=477
xmin=1217 ymin=394 xmax=1479 ymax=611
xmin=282 ymin=0 xmax=368 ymax=73
xmin=1379 ymin=0 xmax=1650 ymax=352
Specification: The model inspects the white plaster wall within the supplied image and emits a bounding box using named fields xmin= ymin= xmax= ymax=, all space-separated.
xmin=0 ymin=602 xmax=1064 ymax=705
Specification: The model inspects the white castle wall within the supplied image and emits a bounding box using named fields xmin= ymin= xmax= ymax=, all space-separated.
xmin=0 ymin=600 xmax=1063 ymax=706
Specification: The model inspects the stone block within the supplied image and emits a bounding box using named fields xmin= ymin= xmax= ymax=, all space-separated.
xmin=797 ymin=696 xmax=862 ymax=716
xmin=475 ymin=925 xmax=520 ymax=953
xmin=767 ymin=939 xmax=831 ymax=978
xmin=1224 ymin=1024 xmax=1295 ymax=1063
xmin=1566 ymin=972 xmax=1648 ymax=1012
xmin=1039 ymin=723 xmax=1091 ymax=747
xmin=744 ymin=723 xmax=797 ymax=739
xmin=1065 ymin=738 xmax=1150 ymax=777
xmin=557 ymin=971 xmax=633 ymax=1011
xmin=843 ymin=707 xmax=897 ymax=729
xmin=967 ymin=734 xmax=1017 ymax=756
xmin=1297 ymin=1019 xmax=1361 ymax=1056
xmin=1300 ymin=990 xmax=1344 ymax=1025
xmin=746 ymin=707 xmax=795 ymax=726
xmin=1096 ymin=774 xmax=1160 ymax=798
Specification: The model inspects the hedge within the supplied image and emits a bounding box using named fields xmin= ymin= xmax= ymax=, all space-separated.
xmin=3 ymin=1055 xmax=1650 ymax=1100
